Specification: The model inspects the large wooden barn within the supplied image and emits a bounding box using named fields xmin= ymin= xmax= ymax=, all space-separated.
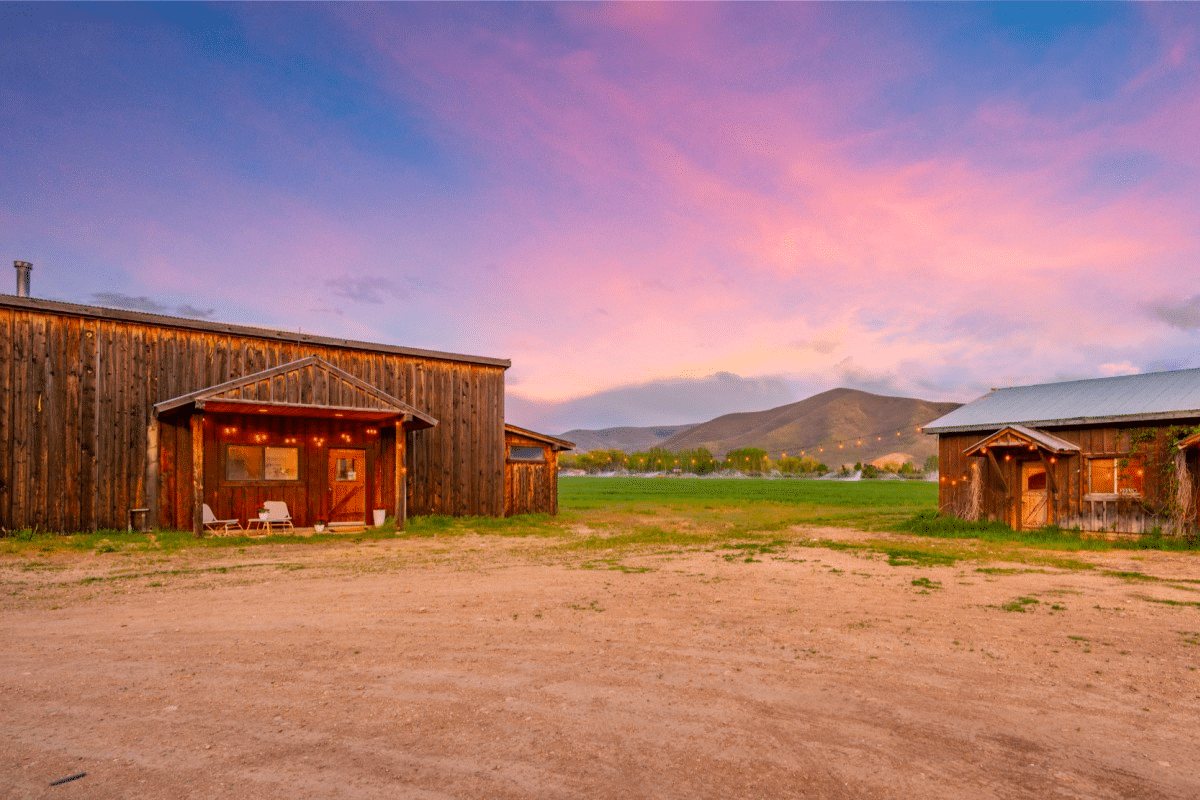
xmin=924 ymin=369 xmax=1200 ymax=534
xmin=0 ymin=291 xmax=572 ymax=534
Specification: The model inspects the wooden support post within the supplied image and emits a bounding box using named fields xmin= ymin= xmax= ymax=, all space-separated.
xmin=986 ymin=449 xmax=1012 ymax=526
xmin=191 ymin=413 xmax=204 ymax=537
xmin=394 ymin=418 xmax=406 ymax=531
xmin=985 ymin=450 xmax=1010 ymax=494
xmin=146 ymin=413 xmax=160 ymax=531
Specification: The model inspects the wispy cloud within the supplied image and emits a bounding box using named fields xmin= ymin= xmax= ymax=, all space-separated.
xmin=90 ymin=292 xmax=214 ymax=319
xmin=1148 ymin=295 xmax=1200 ymax=330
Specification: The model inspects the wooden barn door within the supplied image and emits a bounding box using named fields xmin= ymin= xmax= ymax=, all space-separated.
xmin=328 ymin=449 xmax=367 ymax=523
xmin=1021 ymin=462 xmax=1048 ymax=530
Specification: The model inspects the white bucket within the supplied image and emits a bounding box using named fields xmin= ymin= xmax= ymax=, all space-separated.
xmin=372 ymin=509 xmax=386 ymax=527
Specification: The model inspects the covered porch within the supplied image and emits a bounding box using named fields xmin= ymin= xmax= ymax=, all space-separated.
xmin=961 ymin=425 xmax=1079 ymax=530
xmin=148 ymin=356 xmax=436 ymax=536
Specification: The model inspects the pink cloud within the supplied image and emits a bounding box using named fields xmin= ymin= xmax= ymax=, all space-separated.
xmin=330 ymin=6 xmax=1200 ymax=401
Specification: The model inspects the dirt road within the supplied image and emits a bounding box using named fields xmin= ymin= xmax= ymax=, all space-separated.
xmin=2 ymin=531 xmax=1198 ymax=799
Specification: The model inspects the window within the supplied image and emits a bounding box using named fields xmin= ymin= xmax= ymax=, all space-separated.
xmin=1088 ymin=457 xmax=1144 ymax=496
xmin=264 ymin=447 xmax=299 ymax=480
xmin=334 ymin=457 xmax=359 ymax=482
xmin=509 ymin=445 xmax=545 ymax=462
xmin=225 ymin=445 xmax=299 ymax=481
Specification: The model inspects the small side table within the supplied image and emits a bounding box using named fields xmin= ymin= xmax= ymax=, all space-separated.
xmin=128 ymin=507 xmax=150 ymax=533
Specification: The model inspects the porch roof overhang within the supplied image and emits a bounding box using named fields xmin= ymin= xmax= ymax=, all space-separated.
xmin=1177 ymin=430 xmax=1200 ymax=451
xmin=194 ymin=398 xmax=424 ymax=424
xmin=153 ymin=355 xmax=437 ymax=430
xmin=963 ymin=424 xmax=1080 ymax=457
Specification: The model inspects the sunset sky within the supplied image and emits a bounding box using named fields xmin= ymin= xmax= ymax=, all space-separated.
xmin=5 ymin=3 xmax=1200 ymax=433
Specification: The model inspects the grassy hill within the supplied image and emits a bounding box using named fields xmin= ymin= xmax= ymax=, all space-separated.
xmin=557 ymin=424 xmax=699 ymax=453
xmin=657 ymin=388 xmax=961 ymax=467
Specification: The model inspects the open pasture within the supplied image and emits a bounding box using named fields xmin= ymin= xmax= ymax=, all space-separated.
xmin=3 ymin=479 xmax=1200 ymax=798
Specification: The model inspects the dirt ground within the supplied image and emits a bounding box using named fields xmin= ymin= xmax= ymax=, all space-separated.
xmin=2 ymin=528 xmax=1199 ymax=799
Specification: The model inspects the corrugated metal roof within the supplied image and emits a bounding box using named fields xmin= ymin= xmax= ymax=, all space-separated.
xmin=924 ymin=368 xmax=1200 ymax=434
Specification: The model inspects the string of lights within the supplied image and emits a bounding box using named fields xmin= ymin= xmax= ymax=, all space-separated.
xmin=772 ymin=425 xmax=928 ymax=459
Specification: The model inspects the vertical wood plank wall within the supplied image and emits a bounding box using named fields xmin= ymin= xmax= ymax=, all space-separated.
xmin=503 ymin=432 xmax=560 ymax=516
xmin=0 ymin=303 xmax=506 ymax=531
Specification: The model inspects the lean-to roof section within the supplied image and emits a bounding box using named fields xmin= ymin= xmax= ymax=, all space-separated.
xmin=924 ymin=368 xmax=1200 ymax=434
xmin=505 ymin=424 xmax=575 ymax=452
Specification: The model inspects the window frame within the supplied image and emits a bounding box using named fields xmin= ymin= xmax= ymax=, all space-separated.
xmin=1085 ymin=455 xmax=1144 ymax=500
xmin=223 ymin=444 xmax=302 ymax=483
xmin=508 ymin=445 xmax=546 ymax=463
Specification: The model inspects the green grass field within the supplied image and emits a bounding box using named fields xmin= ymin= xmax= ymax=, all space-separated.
xmin=2 ymin=478 xmax=1197 ymax=566
xmin=558 ymin=475 xmax=937 ymax=532
xmin=559 ymin=476 xmax=936 ymax=509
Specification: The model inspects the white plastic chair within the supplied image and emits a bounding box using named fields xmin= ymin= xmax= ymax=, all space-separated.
xmin=202 ymin=503 xmax=242 ymax=534
xmin=262 ymin=500 xmax=295 ymax=532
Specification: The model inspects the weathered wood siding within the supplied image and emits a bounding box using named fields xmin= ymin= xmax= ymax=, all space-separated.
xmin=504 ymin=432 xmax=559 ymax=516
xmin=937 ymin=423 xmax=1200 ymax=533
xmin=0 ymin=300 xmax=506 ymax=532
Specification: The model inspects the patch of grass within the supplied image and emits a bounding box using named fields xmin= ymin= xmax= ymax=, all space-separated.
xmin=796 ymin=538 xmax=958 ymax=567
xmin=999 ymin=596 xmax=1040 ymax=613
xmin=878 ymin=546 xmax=956 ymax=567
xmin=911 ymin=577 xmax=942 ymax=591
xmin=1136 ymin=596 xmax=1200 ymax=608
xmin=1105 ymin=570 xmax=1161 ymax=582
xmin=77 ymin=562 xmax=289 ymax=585
xmin=579 ymin=559 xmax=653 ymax=573
xmin=566 ymin=599 xmax=604 ymax=612
xmin=896 ymin=511 xmax=1200 ymax=553
xmin=572 ymin=526 xmax=710 ymax=550
xmin=720 ymin=539 xmax=789 ymax=562
xmin=1104 ymin=570 xmax=1200 ymax=586
xmin=975 ymin=567 xmax=1057 ymax=575
xmin=1026 ymin=554 xmax=1096 ymax=571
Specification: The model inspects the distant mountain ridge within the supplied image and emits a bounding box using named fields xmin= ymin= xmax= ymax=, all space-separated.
xmin=560 ymin=388 xmax=961 ymax=467
xmin=556 ymin=424 xmax=700 ymax=454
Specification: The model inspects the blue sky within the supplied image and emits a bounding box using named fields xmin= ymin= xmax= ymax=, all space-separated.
xmin=4 ymin=2 xmax=1200 ymax=433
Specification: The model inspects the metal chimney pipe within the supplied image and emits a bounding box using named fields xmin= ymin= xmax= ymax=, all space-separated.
xmin=14 ymin=261 xmax=32 ymax=297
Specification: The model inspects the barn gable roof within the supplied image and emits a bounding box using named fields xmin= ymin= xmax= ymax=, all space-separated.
xmin=963 ymin=425 xmax=1080 ymax=456
xmin=924 ymin=368 xmax=1200 ymax=434
xmin=155 ymin=355 xmax=437 ymax=428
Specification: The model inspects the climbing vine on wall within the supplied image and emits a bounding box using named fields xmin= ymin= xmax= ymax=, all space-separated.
xmin=1123 ymin=425 xmax=1200 ymax=536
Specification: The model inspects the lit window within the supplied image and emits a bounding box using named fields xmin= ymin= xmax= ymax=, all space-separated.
xmin=226 ymin=445 xmax=299 ymax=481
xmin=1089 ymin=457 xmax=1144 ymax=495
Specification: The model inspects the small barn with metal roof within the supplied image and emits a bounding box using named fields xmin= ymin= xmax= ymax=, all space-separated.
xmin=923 ymin=369 xmax=1200 ymax=534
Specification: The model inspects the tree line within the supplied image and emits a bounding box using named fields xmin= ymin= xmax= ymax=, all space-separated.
xmin=560 ymin=448 xmax=939 ymax=477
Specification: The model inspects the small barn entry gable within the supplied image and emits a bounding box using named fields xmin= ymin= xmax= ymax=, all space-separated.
xmin=961 ymin=425 xmax=1079 ymax=529
xmin=152 ymin=356 xmax=437 ymax=534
